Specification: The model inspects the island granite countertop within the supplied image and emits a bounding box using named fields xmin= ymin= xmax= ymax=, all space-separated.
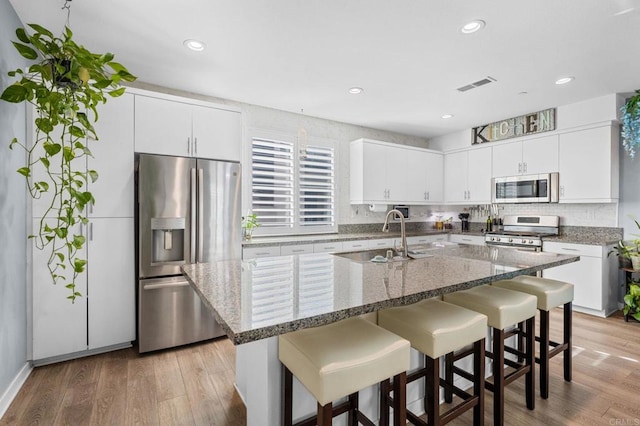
xmin=182 ymin=242 xmax=579 ymax=345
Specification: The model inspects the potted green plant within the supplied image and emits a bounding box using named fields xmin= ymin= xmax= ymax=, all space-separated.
xmin=608 ymin=240 xmax=634 ymax=269
xmin=623 ymin=282 xmax=640 ymax=322
xmin=242 ymin=213 xmax=260 ymax=240
xmin=1 ymin=24 xmax=135 ymax=301
xmin=621 ymin=89 xmax=640 ymax=158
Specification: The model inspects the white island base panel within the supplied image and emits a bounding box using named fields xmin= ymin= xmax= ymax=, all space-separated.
xmin=234 ymin=336 xmax=477 ymax=426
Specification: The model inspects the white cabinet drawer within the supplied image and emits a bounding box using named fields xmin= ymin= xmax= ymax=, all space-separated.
xmin=449 ymin=234 xmax=485 ymax=246
xmin=407 ymin=235 xmax=446 ymax=245
xmin=368 ymin=238 xmax=396 ymax=249
xmin=542 ymin=241 xmax=603 ymax=257
xmin=280 ymin=244 xmax=315 ymax=256
xmin=243 ymin=246 xmax=281 ymax=260
xmin=313 ymin=242 xmax=344 ymax=253
xmin=342 ymin=240 xmax=370 ymax=251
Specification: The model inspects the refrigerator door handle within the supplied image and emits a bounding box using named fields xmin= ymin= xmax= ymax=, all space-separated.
xmin=198 ymin=168 xmax=204 ymax=263
xmin=190 ymin=167 xmax=197 ymax=264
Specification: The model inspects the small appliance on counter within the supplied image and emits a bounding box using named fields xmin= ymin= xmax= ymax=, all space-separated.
xmin=136 ymin=154 xmax=241 ymax=353
xmin=458 ymin=213 xmax=470 ymax=232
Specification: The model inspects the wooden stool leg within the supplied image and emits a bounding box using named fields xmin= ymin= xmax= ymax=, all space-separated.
xmin=425 ymin=355 xmax=440 ymax=426
xmin=444 ymin=352 xmax=454 ymax=403
xmin=393 ymin=372 xmax=407 ymax=426
xmin=564 ymin=301 xmax=572 ymax=382
xmin=473 ymin=339 xmax=485 ymax=426
xmin=348 ymin=393 xmax=358 ymax=426
xmin=525 ymin=317 xmax=535 ymax=410
xmin=517 ymin=320 xmax=525 ymax=362
xmin=318 ymin=402 xmax=333 ymax=426
xmin=492 ymin=328 xmax=505 ymax=426
xmin=540 ymin=309 xmax=550 ymax=399
xmin=379 ymin=378 xmax=390 ymax=426
xmin=283 ymin=366 xmax=293 ymax=426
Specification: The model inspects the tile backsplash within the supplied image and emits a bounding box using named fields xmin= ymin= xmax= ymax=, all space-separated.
xmin=342 ymin=203 xmax=619 ymax=228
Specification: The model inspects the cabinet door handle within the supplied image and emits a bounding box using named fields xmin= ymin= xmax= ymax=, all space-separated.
xmin=426 ymin=191 xmax=429 ymax=200
xmin=523 ymin=162 xmax=527 ymax=173
xmin=561 ymin=247 xmax=579 ymax=252
xmin=194 ymin=137 xmax=198 ymax=155
xmin=89 ymin=222 xmax=93 ymax=241
xmin=518 ymin=163 xmax=522 ymax=173
xmin=187 ymin=137 xmax=191 ymax=155
xmin=424 ymin=191 xmax=427 ymax=200
xmin=291 ymin=249 xmax=305 ymax=253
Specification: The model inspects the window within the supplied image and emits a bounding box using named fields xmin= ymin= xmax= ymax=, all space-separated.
xmin=250 ymin=133 xmax=336 ymax=235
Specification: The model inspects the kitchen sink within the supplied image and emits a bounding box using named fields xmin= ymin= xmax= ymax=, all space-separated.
xmin=332 ymin=246 xmax=438 ymax=263
xmin=332 ymin=248 xmax=408 ymax=263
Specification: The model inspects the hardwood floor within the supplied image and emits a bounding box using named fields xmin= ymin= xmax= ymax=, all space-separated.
xmin=0 ymin=338 xmax=245 ymax=426
xmin=1 ymin=309 xmax=639 ymax=425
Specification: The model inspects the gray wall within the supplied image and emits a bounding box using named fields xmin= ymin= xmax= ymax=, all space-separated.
xmin=0 ymin=0 xmax=28 ymax=405
xmin=619 ymin=136 xmax=640 ymax=239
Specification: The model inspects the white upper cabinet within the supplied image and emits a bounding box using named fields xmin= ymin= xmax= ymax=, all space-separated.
xmin=134 ymin=94 xmax=241 ymax=162
xmin=558 ymin=124 xmax=619 ymax=202
xmin=87 ymin=92 xmax=134 ymax=218
xmin=351 ymin=139 xmax=408 ymax=204
xmin=406 ymin=149 xmax=443 ymax=204
xmin=350 ymin=139 xmax=443 ymax=205
xmin=492 ymin=135 xmax=558 ymax=177
xmin=444 ymin=146 xmax=492 ymax=204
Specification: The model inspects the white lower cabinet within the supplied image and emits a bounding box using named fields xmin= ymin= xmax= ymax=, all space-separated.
xmin=542 ymin=241 xmax=618 ymax=317
xmin=32 ymin=217 xmax=135 ymax=362
xmin=313 ymin=241 xmax=344 ymax=253
xmin=449 ymin=234 xmax=486 ymax=246
xmin=407 ymin=234 xmax=447 ymax=245
xmin=87 ymin=218 xmax=135 ymax=349
xmin=32 ymin=221 xmax=88 ymax=360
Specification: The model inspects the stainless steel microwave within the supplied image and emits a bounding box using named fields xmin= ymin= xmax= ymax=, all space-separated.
xmin=491 ymin=172 xmax=559 ymax=203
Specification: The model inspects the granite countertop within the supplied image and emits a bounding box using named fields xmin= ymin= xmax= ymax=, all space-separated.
xmin=242 ymin=230 xmax=484 ymax=248
xmin=182 ymin=243 xmax=579 ymax=345
xmin=242 ymin=226 xmax=621 ymax=248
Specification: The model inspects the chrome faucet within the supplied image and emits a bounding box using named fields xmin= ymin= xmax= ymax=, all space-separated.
xmin=382 ymin=209 xmax=408 ymax=258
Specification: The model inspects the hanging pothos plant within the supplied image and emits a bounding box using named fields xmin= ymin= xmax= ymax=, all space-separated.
xmin=621 ymin=89 xmax=640 ymax=158
xmin=1 ymin=24 xmax=136 ymax=301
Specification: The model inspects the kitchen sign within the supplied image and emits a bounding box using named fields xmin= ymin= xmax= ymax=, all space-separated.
xmin=472 ymin=108 xmax=556 ymax=144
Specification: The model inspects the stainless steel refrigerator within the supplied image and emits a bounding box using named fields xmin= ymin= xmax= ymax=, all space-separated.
xmin=136 ymin=153 xmax=241 ymax=353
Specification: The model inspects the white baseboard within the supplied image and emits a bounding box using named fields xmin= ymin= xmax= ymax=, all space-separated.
xmin=0 ymin=362 xmax=33 ymax=420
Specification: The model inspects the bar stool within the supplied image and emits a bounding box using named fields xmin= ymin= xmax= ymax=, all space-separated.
xmin=278 ymin=316 xmax=411 ymax=426
xmin=443 ymin=285 xmax=537 ymax=426
xmin=378 ymin=298 xmax=488 ymax=426
xmin=491 ymin=275 xmax=573 ymax=399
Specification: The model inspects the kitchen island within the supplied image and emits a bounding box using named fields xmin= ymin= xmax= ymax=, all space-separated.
xmin=182 ymin=243 xmax=579 ymax=425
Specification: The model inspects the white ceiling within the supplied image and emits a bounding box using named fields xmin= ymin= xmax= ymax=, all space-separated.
xmin=7 ymin=0 xmax=640 ymax=141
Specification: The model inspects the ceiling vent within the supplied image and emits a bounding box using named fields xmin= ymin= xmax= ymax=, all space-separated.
xmin=457 ymin=76 xmax=497 ymax=92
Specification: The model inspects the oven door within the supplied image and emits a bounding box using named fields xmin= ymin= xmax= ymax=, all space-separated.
xmin=492 ymin=173 xmax=558 ymax=203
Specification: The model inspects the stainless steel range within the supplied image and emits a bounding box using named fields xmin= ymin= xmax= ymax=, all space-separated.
xmin=484 ymin=214 xmax=559 ymax=251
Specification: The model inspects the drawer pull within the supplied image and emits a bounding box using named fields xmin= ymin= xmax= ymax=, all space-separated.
xmin=291 ymin=249 xmax=305 ymax=253
xmin=561 ymin=248 xmax=580 ymax=252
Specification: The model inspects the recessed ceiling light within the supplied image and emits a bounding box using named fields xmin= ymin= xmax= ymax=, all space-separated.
xmin=555 ymin=76 xmax=575 ymax=85
xmin=518 ymin=91 xmax=528 ymax=95
xmin=614 ymin=8 xmax=635 ymax=16
xmin=441 ymin=114 xmax=454 ymax=119
xmin=348 ymin=87 xmax=364 ymax=94
xmin=184 ymin=39 xmax=205 ymax=52
xmin=460 ymin=20 xmax=486 ymax=34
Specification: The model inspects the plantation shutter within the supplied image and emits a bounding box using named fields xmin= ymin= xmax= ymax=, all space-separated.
xmin=298 ymin=145 xmax=335 ymax=228
xmin=251 ymin=138 xmax=294 ymax=228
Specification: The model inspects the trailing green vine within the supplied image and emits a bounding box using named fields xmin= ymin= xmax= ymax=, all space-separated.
xmin=1 ymin=24 xmax=136 ymax=301
xmin=621 ymin=89 xmax=640 ymax=158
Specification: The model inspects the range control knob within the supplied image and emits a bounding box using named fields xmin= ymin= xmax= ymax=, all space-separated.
xmin=529 ymin=240 xmax=535 ymax=244
xmin=508 ymin=238 xmax=513 ymax=243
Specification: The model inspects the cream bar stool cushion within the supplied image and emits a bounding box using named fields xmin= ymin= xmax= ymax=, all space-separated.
xmin=443 ymin=285 xmax=537 ymax=330
xmin=278 ymin=317 xmax=410 ymax=406
xmin=492 ymin=276 xmax=574 ymax=311
xmin=378 ymin=298 xmax=487 ymax=359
